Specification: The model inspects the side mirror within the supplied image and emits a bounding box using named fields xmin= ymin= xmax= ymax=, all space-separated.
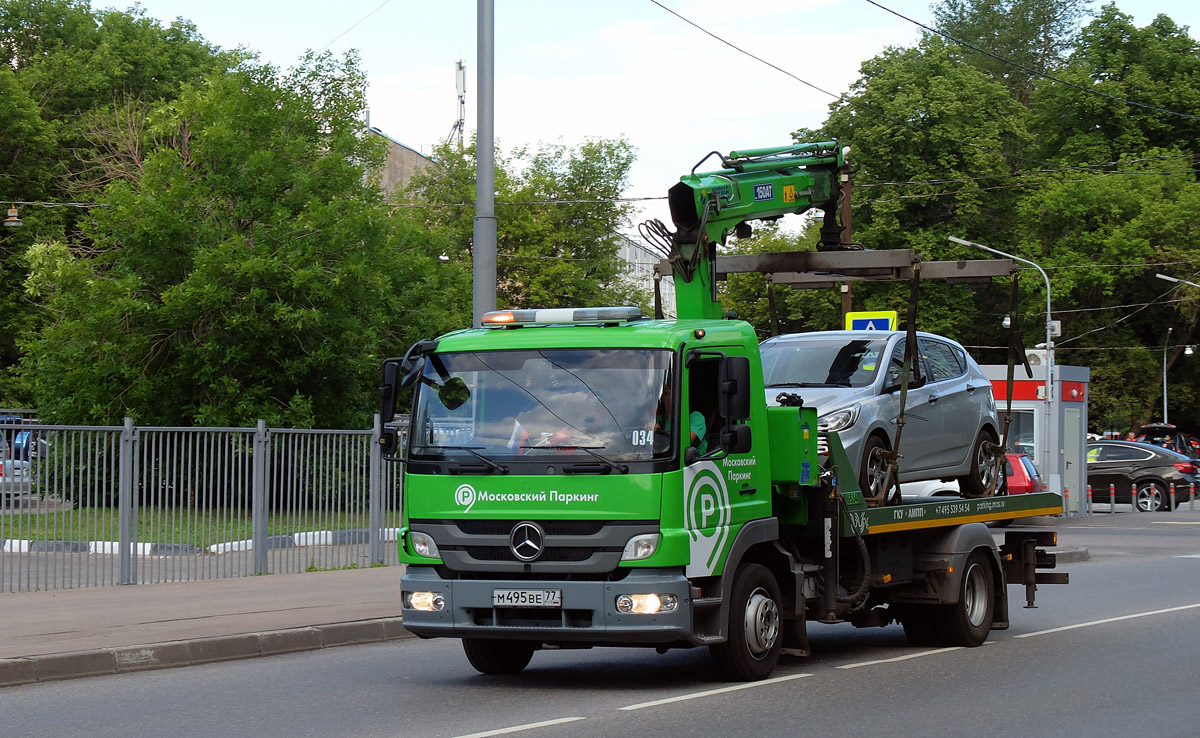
xmin=722 ymin=424 xmax=752 ymax=454
xmin=379 ymin=358 xmax=403 ymax=423
xmin=379 ymin=427 xmax=399 ymax=456
xmin=718 ymin=356 xmax=752 ymax=421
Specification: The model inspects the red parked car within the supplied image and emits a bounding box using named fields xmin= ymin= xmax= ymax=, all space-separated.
xmin=1003 ymin=453 xmax=1042 ymax=495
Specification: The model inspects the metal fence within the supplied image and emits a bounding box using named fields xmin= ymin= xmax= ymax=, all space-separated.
xmin=0 ymin=417 xmax=406 ymax=593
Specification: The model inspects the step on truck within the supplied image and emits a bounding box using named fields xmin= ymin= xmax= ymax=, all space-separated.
xmin=377 ymin=141 xmax=1068 ymax=681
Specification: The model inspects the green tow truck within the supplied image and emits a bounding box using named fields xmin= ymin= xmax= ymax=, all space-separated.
xmin=378 ymin=141 xmax=1067 ymax=681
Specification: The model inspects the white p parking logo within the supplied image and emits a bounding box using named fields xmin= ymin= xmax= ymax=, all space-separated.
xmin=683 ymin=461 xmax=731 ymax=577
xmin=455 ymin=483 xmax=477 ymax=513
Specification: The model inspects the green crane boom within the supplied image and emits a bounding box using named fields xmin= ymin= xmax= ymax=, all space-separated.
xmin=664 ymin=141 xmax=845 ymax=320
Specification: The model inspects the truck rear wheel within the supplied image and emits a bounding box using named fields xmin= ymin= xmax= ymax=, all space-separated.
xmin=896 ymin=604 xmax=941 ymax=646
xmin=462 ymin=638 xmax=536 ymax=675
xmin=710 ymin=563 xmax=782 ymax=681
xmin=936 ymin=551 xmax=994 ymax=647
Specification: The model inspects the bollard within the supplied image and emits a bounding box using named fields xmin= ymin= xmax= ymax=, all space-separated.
xmin=1110 ymin=483 xmax=1116 ymax=514
xmin=1191 ymin=482 xmax=1195 ymax=511
xmin=1170 ymin=482 xmax=1176 ymax=511
xmin=1132 ymin=482 xmax=1139 ymax=512
xmin=1086 ymin=485 xmax=1093 ymax=517
xmin=1064 ymin=487 xmax=1070 ymax=515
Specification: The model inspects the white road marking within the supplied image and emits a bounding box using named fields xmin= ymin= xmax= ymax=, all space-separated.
xmin=836 ymin=646 xmax=968 ymax=669
xmin=452 ymin=717 xmax=586 ymax=738
xmin=1152 ymin=521 xmax=1200 ymax=525
xmin=618 ymin=673 xmax=813 ymax=710
xmin=1017 ymin=602 xmax=1200 ymax=638
xmin=1178 ymin=554 xmax=1200 ymax=558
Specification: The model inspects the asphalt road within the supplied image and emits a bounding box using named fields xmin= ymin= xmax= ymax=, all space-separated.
xmin=1 ymin=518 xmax=1198 ymax=738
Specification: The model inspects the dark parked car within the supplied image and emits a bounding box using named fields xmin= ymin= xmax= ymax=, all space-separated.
xmin=1086 ymin=440 xmax=1197 ymax=511
xmin=1134 ymin=423 xmax=1198 ymax=458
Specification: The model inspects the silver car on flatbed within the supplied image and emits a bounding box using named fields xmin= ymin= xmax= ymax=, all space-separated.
xmin=760 ymin=330 xmax=1000 ymax=499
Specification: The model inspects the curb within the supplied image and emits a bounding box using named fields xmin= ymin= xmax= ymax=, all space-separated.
xmin=0 ymin=617 xmax=415 ymax=688
xmin=1049 ymin=545 xmax=1089 ymax=563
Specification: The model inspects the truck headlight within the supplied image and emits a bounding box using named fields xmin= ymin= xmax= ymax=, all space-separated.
xmin=615 ymin=593 xmax=678 ymax=614
xmin=410 ymin=531 xmax=440 ymax=559
xmin=404 ymin=591 xmax=446 ymax=612
xmin=620 ymin=533 xmax=660 ymax=561
xmin=819 ymin=408 xmax=859 ymax=433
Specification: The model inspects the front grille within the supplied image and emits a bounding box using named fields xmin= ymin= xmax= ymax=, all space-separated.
xmin=452 ymin=520 xmax=608 ymax=536
xmin=410 ymin=519 xmax=659 ymax=574
xmin=461 ymin=546 xmax=598 ymax=562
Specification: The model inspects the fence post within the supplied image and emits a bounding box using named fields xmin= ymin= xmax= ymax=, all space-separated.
xmin=118 ymin=417 xmax=135 ymax=585
xmin=252 ymin=420 xmax=269 ymax=575
xmin=369 ymin=413 xmax=384 ymax=565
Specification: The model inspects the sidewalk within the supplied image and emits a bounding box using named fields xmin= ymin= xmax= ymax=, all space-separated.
xmin=0 ymin=565 xmax=413 ymax=688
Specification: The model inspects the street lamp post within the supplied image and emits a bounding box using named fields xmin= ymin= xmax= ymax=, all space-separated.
xmin=1164 ymin=327 xmax=1173 ymax=425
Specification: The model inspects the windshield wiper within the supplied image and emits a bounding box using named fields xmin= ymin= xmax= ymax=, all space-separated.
xmin=548 ymin=445 xmax=628 ymax=474
xmin=438 ymin=446 xmax=509 ymax=474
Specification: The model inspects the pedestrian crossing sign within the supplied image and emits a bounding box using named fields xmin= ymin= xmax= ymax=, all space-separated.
xmin=845 ymin=311 xmax=898 ymax=331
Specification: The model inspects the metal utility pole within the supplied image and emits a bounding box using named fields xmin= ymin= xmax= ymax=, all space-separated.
xmin=839 ymin=146 xmax=853 ymax=319
xmin=472 ymin=0 xmax=497 ymax=327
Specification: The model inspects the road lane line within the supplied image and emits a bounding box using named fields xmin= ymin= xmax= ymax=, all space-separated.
xmin=452 ymin=717 xmax=586 ymax=738
xmin=1016 ymin=602 xmax=1200 ymax=638
xmin=618 ymin=673 xmax=813 ymax=710
xmin=836 ymin=646 xmax=965 ymax=669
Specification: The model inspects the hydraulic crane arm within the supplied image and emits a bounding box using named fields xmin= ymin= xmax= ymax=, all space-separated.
xmin=662 ymin=141 xmax=846 ymax=320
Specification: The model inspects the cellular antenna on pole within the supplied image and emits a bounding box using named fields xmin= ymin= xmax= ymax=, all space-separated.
xmin=452 ymin=60 xmax=467 ymax=151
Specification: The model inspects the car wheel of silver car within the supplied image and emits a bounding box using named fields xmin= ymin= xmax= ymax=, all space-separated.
xmin=1134 ymin=481 xmax=1168 ymax=512
xmin=859 ymin=435 xmax=890 ymax=500
xmin=959 ymin=429 xmax=999 ymax=497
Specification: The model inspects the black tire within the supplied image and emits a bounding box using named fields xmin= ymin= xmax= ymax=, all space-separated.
xmin=935 ymin=550 xmax=994 ymax=647
xmin=710 ymin=563 xmax=782 ymax=681
xmin=896 ymin=604 xmax=942 ymax=646
xmin=1134 ymin=481 xmax=1170 ymax=512
xmin=859 ymin=435 xmax=890 ymax=501
xmin=959 ymin=429 xmax=1000 ymax=497
xmin=462 ymin=638 xmax=536 ymax=675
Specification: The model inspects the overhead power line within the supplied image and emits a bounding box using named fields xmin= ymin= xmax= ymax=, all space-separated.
xmin=647 ymin=0 xmax=1059 ymax=170
xmin=864 ymin=0 xmax=1200 ymax=122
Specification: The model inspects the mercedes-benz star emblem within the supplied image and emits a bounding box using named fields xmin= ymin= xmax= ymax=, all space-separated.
xmin=509 ymin=521 xmax=545 ymax=562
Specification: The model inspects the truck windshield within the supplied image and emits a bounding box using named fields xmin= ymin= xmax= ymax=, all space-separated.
xmin=409 ymin=349 xmax=675 ymax=463
xmin=761 ymin=337 xmax=887 ymax=389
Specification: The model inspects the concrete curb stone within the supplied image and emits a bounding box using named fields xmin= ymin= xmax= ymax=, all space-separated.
xmin=0 ymin=617 xmax=414 ymax=688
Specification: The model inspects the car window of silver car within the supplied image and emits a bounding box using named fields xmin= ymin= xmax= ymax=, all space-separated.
xmin=922 ymin=339 xmax=965 ymax=382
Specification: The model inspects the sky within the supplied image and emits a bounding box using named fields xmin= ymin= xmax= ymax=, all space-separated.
xmin=123 ymin=0 xmax=1200 ymax=232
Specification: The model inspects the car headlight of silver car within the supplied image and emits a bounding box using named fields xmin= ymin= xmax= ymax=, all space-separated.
xmin=819 ymin=407 xmax=860 ymax=433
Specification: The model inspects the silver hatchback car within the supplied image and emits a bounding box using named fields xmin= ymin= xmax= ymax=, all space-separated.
xmin=760 ymin=330 xmax=1000 ymax=499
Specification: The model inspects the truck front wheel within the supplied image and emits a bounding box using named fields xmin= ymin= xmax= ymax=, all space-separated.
xmin=710 ymin=563 xmax=782 ymax=681
xmin=936 ymin=551 xmax=994 ymax=646
xmin=462 ymin=638 xmax=536 ymax=675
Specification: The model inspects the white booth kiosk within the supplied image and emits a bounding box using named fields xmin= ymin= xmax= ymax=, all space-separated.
xmin=982 ymin=363 xmax=1091 ymax=514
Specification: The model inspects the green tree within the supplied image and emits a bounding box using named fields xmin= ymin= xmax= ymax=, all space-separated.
xmin=933 ymin=0 xmax=1090 ymax=102
xmin=1027 ymin=5 xmax=1200 ymax=165
xmin=0 ymin=0 xmax=229 ymax=404
xmin=402 ymin=137 xmax=644 ymax=311
xmin=19 ymin=53 xmax=439 ymax=427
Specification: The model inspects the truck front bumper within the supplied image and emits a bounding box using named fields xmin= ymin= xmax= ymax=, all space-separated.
xmin=400 ymin=566 xmax=696 ymax=645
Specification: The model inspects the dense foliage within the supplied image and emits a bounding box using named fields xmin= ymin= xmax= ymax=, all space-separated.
xmin=0 ymin=1 xmax=638 ymax=426
xmin=726 ymin=1 xmax=1200 ymax=433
